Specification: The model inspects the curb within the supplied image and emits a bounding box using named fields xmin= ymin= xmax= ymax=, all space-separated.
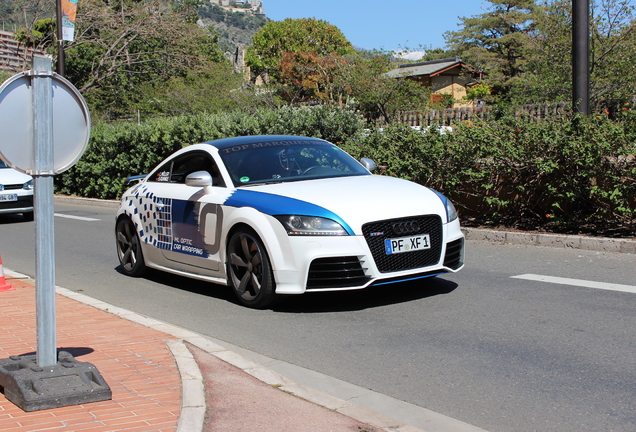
xmin=462 ymin=227 xmax=636 ymax=254
xmin=167 ymin=340 xmax=207 ymax=432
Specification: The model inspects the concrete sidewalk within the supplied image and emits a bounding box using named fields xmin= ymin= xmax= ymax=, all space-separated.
xmin=0 ymin=270 xmax=431 ymax=432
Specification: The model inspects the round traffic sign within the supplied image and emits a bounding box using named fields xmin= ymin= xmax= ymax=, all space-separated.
xmin=0 ymin=70 xmax=91 ymax=175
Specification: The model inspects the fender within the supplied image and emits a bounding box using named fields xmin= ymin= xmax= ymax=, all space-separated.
xmin=220 ymin=205 xmax=298 ymax=276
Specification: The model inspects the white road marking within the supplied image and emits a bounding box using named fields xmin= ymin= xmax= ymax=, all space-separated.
xmin=512 ymin=274 xmax=636 ymax=294
xmin=54 ymin=213 xmax=101 ymax=222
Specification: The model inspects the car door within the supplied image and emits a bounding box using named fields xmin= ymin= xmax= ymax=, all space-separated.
xmin=146 ymin=151 xmax=229 ymax=275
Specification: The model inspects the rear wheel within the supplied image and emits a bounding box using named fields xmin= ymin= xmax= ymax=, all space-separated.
xmin=227 ymin=228 xmax=277 ymax=308
xmin=116 ymin=217 xmax=147 ymax=277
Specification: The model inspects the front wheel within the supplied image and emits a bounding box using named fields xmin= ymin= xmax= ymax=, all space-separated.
xmin=227 ymin=228 xmax=277 ymax=308
xmin=116 ymin=217 xmax=147 ymax=277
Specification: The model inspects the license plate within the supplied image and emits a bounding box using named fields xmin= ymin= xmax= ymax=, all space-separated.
xmin=385 ymin=234 xmax=431 ymax=254
xmin=0 ymin=193 xmax=18 ymax=202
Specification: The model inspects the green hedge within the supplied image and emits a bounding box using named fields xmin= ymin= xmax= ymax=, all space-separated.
xmin=343 ymin=111 xmax=636 ymax=232
xmin=55 ymin=106 xmax=365 ymax=199
xmin=56 ymin=105 xmax=636 ymax=233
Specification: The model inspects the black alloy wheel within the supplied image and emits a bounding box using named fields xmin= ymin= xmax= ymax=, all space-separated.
xmin=227 ymin=228 xmax=277 ymax=308
xmin=116 ymin=217 xmax=147 ymax=277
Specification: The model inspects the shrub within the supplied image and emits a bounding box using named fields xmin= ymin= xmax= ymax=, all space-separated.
xmin=346 ymin=113 xmax=636 ymax=233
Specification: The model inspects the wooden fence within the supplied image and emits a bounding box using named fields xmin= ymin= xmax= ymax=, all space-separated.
xmin=376 ymin=102 xmax=572 ymax=127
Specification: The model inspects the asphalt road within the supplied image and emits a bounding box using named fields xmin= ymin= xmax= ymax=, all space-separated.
xmin=1 ymin=199 xmax=635 ymax=432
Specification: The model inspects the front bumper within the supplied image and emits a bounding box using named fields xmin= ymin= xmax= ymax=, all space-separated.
xmin=0 ymin=195 xmax=33 ymax=215
xmin=272 ymin=218 xmax=464 ymax=295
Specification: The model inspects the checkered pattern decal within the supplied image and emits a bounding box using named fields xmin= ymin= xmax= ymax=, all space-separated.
xmin=120 ymin=184 xmax=173 ymax=250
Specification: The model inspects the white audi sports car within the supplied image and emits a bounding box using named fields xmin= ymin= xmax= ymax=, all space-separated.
xmin=115 ymin=135 xmax=464 ymax=308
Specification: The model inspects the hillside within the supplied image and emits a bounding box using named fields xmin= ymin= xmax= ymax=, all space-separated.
xmin=0 ymin=0 xmax=55 ymax=32
xmin=0 ymin=0 xmax=267 ymax=55
xmin=198 ymin=3 xmax=268 ymax=55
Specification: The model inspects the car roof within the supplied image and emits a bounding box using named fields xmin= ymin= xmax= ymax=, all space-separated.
xmin=203 ymin=135 xmax=326 ymax=150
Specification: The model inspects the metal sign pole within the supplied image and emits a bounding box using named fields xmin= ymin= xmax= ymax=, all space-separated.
xmin=32 ymin=56 xmax=57 ymax=367
xmin=0 ymin=56 xmax=111 ymax=411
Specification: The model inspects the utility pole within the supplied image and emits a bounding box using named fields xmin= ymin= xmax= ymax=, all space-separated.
xmin=55 ymin=0 xmax=65 ymax=75
xmin=572 ymin=0 xmax=590 ymax=115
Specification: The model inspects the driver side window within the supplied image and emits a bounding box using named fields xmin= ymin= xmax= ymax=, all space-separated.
xmin=149 ymin=152 xmax=224 ymax=186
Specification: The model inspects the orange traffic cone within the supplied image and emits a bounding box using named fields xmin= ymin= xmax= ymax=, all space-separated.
xmin=0 ymin=255 xmax=15 ymax=291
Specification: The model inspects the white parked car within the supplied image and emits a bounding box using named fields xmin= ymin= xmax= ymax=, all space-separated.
xmin=115 ymin=135 xmax=464 ymax=308
xmin=0 ymin=159 xmax=34 ymax=221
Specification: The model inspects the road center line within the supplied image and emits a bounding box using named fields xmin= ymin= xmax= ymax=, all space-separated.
xmin=54 ymin=213 xmax=101 ymax=222
xmin=511 ymin=274 xmax=636 ymax=294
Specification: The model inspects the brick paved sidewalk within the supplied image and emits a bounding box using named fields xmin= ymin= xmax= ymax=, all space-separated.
xmin=0 ymin=271 xmax=423 ymax=432
xmin=0 ymin=275 xmax=181 ymax=432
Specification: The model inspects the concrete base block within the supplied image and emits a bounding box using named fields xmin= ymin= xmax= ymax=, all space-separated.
xmin=0 ymin=351 xmax=111 ymax=412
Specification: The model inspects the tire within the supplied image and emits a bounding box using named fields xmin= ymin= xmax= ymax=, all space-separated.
xmin=116 ymin=217 xmax=147 ymax=277
xmin=23 ymin=211 xmax=34 ymax=222
xmin=226 ymin=228 xmax=277 ymax=308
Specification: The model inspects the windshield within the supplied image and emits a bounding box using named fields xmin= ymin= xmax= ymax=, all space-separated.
xmin=0 ymin=159 xmax=9 ymax=169
xmin=218 ymin=139 xmax=370 ymax=187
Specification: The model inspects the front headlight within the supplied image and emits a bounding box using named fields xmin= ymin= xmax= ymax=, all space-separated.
xmin=445 ymin=199 xmax=458 ymax=222
xmin=23 ymin=179 xmax=34 ymax=190
xmin=274 ymin=215 xmax=347 ymax=236
xmin=432 ymin=190 xmax=458 ymax=222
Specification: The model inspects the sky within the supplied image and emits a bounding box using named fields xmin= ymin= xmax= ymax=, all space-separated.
xmin=262 ymin=0 xmax=491 ymax=58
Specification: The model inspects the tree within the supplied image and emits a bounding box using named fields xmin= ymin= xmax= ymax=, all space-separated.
xmin=0 ymin=70 xmax=12 ymax=83
xmin=445 ymin=0 xmax=636 ymax=108
xmin=334 ymin=53 xmax=432 ymax=123
xmin=417 ymin=47 xmax=457 ymax=62
xmin=245 ymin=17 xmax=355 ymax=81
xmin=14 ymin=18 xmax=53 ymax=50
xmin=444 ymin=0 xmax=536 ymax=99
xmin=464 ymin=83 xmax=492 ymax=101
xmin=588 ymin=0 xmax=636 ymax=108
xmin=273 ymin=49 xmax=432 ymax=120
xmin=133 ymin=58 xmax=243 ymax=117
xmin=516 ymin=0 xmax=636 ymax=108
xmin=9 ymin=0 xmax=55 ymax=64
xmin=62 ymin=0 xmax=230 ymax=119
xmin=278 ymin=51 xmax=351 ymax=104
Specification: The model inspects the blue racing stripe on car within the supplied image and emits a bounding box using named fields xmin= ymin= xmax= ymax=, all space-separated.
xmin=224 ymin=189 xmax=354 ymax=235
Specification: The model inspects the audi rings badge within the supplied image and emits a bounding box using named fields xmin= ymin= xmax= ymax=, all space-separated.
xmin=391 ymin=220 xmax=420 ymax=236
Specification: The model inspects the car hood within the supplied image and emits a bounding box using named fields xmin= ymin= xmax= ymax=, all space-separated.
xmin=0 ymin=168 xmax=32 ymax=186
xmin=227 ymin=175 xmax=447 ymax=234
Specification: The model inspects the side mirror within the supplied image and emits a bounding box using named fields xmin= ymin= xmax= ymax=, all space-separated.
xmin=360 ymin=158 xmax=377 ymax=172
xmin=186 ymin=171 xmax=214 ymax=193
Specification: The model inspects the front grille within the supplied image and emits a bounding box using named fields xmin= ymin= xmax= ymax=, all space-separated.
xmin=0 ymin=197 xmax=33 ymax=210
xmin=362 ymin=215 xmax=443 ymax=273
xmin=307 ymin=256 xmax=370 ymax=289
xmin=1 ymin=184 xmax=23 ymax=190
xmin=443 ymin=238 xmax=464 ymax=270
